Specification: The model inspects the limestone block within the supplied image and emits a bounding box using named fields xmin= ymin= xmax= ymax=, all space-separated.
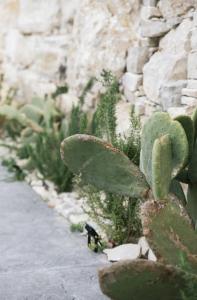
xmin=182 ymin=88 xmax=197 ymax=98
xmin=143 ymin=0 xmax=157 ymax=6
xmin=188 ymin=51 xmax=197 ymax=79
xmin=126 ymin=47 xmax=149 ymax=74
xmin=193 ymin=12 xmax=197 ymax=27
xmin=18 ymin=0 xmax=60 ymax=34
xmin=167 ymin=106 xmax=193 ymax=118
xmin=57 ymin=93 xmax=80 ymax=115
xmin=31 ymin=39 xmax=66 ymax=79
xmin=181 ymin=96 xmax=197 ymax=106
xmin=122 ymin=72 xmax=142 ymax=92
xmin=187 ymin=80 xmax=197 ymax=89
xmin=140 ymin=19 xmax=170 ymax=38
xmin=116 ymin=101 xmax=132 ymax=135
xmin=123 ymin=89 xmax=135 ymax=103
xmin=141 ymin=6 xmax=162 ymax=20
xmin=60 ymin=0 xmax=80 ymax=31
xmin=66 ymin=0 xmax=141 ymax=92
xmin=135 ymin=98 xmax=146 ymax=116
xmin=103 ymin=244 xmax=141 ymax=262
xmin=143 ymin=20 xmax=191 ymax=104
xmin=0 ymin=0 xmax=19 ymax=34
xmin=160 ymin=80 xmax=187 ymax=110
xmin=18 ymin=70 xmax=56 ymax=100
xmin=158 ymin=0 xmax=197 ymax=19
xmin=191 ymin=28 xmax=197 ymax=50
xmin=4 ymin=30 xmax=35 ymax=67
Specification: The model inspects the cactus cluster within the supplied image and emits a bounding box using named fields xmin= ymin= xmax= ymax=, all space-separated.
xmin=60 ymin=110 xmax=197 ymax=299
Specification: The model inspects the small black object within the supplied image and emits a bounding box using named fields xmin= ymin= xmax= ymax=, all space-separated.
xmin=85 ymin=223 xmax=102 ymax=253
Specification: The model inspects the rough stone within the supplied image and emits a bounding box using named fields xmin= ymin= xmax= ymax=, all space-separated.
xmin=181 ymin=96 xmax=197 ymax=106
xmin=140 ymin=19 xmax=170 ymax=38
xmin=17 ymin=0 xmax=60 ymax=34
xmin=116 ymin=101 xmax=132 ymax=135
xmin=187 ymin=79 xmax=197 ymax=89
xmin=167 ymin=106 xmax=193 ymax=118
xmin=122 ymin=72 xmax=143 ymax=92
xmin=57 ymin=93 xmax=80 ymax=114
xmin=143 ymin=0 xmax=157 ymax=6
xmin=143 ymin=19 xmax=192 ymax=104
xmin=160 ymin=80 xmax=187 ymax=110
xmin=158 ymin=0 xmax=197 ymax=19
xmin=135 ymin=98 xmax=146 ymax=115
xmin=103 ymin=244 xmax=141 ymax=262
xmin=188 ymin=51 xmax=197 ymax=79
xmin=126 ymin=46 xmax=149 ymax=74
xmin=141 ymin=6 xmax=162 ymax=20
xmin=182 ymin=87 xmax=197 ymax=97
xmin=66 ymin=0 xmax=141 ymax=92
xmin=191 ymin=28 xmax=197 ymax=50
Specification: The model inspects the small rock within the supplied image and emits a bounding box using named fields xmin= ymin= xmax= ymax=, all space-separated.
xmin=141 ymin=6 xmax=162 ymax=20
xmin=181 ymin=96 xmax=197 ymax=106
xmin=138 ymin=236 xmax=157 ymax=262
xmin=140 ymin=19 xmax=170 ymax=38
xmin=187 ymin=79 xmax=197 ymax=89
xmin=182 ymin=88 xmax=197 ymax=98
xmin=126 ymin=46 xmax=149 ymax=74
xmin=122 ymin=72 xmax=142 ymax=92
xmin=188 ymin=51 xmax=197 ymax=79
xmin=103 ymin=244 xmax=141 ymax=262
xmin=69 ymin=214 xmax=89 ymax=225
xmin=167 ymin=106 xmax=193 ymax=118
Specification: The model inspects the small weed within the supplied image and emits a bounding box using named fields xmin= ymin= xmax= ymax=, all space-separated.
xmin=70 ymin=223 xmax=84 ymax=233
xmin=2 ymin=158 xmax=26 ymax=181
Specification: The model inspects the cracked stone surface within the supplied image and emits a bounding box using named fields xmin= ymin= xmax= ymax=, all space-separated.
xmin=0 ymin=165 xmax=108 ymax=300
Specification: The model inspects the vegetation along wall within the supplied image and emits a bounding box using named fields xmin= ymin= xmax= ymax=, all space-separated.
xmin=1 ymin=0 xmax=197 ymax=133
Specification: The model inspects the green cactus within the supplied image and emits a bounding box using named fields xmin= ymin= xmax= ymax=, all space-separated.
xmin=61 ymin=134 xmax=149 ymax=198
xmin=187 ymin=183 xmax=197 ymax=228
xmin=152 ymin=134 xmax=172 ymax=200
xmin=140 ymin=112 xmax=188 ymax=186
xmin=99 ymin=259 xmax=197 ymax=300
xmin=60 ymin=109 xmax=197 ymax=300
xmin=175 ymin=115 xmax=194 ymax=161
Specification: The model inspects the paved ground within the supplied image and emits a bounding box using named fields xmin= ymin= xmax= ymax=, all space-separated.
xmin=0 ymin=165 xmax=108 ymax=300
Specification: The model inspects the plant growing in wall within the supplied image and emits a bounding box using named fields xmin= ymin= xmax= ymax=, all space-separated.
xmin=60 ymin=110 xmax=197 ymax=299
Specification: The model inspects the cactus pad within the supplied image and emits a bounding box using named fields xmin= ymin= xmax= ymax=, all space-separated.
xmin=142 ymin=199 xmax=197 ymax=274
xmin=175 ymin=115 xmax=194 ymax=161
xmin=61 ymin=134 xmax=149 ymax=198
xmin=152 ymin=134 xmax=172 ymax=200
xmin=141 ymin=112 xmax=188 ymax=186
xmin=170 ymin=179 xmax=186 ymax=206
xmin=188 ymin=139 xmax=197 ymax=183
xmin=99 ymin=259 xmax=197 ymax=300
xmin=187 ymin=183 xmax=197 ymax=228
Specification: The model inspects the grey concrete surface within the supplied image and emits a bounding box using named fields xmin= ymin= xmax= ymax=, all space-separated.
xmin=0 ymin=165 xmax=108 ymax=300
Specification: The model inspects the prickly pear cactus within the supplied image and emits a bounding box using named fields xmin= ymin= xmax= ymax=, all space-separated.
xmin=99 ymin=260 xmax=197 ymax=300
xmin=61 ymin=134 xmax=149 ymax=198
xmin=140 ymin=112 xmax=188 ymax=186
xmin=60 ymin=108 xmax=197 ymax=300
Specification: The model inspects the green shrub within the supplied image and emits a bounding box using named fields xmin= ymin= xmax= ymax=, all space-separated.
xmin=70 ymin=223 xmax=84 ymax=233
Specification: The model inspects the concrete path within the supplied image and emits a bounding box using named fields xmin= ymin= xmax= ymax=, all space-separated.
xmin=0 ymin=165 xmax=108 ymax=300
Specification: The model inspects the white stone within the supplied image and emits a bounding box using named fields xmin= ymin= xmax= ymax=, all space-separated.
xmin=123 ymin=89 xmax=135 ymax=103
xmin=143 ymin=19 xmax=192 ymax=104
xmin=143 ymin=0 xmax=157 ymax=6
xmin=160 ymin=80 xmax=187 ymax=110
xmin=167 ymin=106 xmax=193 ymax=118
xmin=116 ymin=101 xmax=132 ymax=135
xmin=188 ymin=51 xmax=197 ymax=79
xmin=104 ymin=244 xmax=141 ymax=262
xmin=148 ymin=249 xmax=157 ymax=262
xmin=4 ymin=30 xmax=37 ymax=68
xmin=140 ymin=19 xmax=170 ymax=38
xmin=158 ymin=0 xmax=197 ymax=19
xmin=126 ymin=47 xmax=149 ymax=74
xmin=190 ymin=28 xmax=197 ymax=50
xmin=135 ymin=98 xmax=146 ymax=116
xmin=57 ymin=93 xmax=80 ymax=115
xmin=193 ymin=12 xmax=197 ymax=27
xmin=60 ymin=0 xmax=80 ymax=33
xmin=66 ymin=0 xmax=141 ymax=92
xmin=141 ymin=6 xmax=162 ymax=20
xmin=187 ymin=80 xmax=197 ymax=89
xmin=182 ymin=88 xmax=197 ymax=98
xmin=122 ymin=72 xmax=142 ymax=92
xmin=138 ymin=236 xmax=157 ymax=261
xmin=18 ymin=0 xmax=60 ymax=34
xmin=181 ymin=96 xmax=197 ymax=106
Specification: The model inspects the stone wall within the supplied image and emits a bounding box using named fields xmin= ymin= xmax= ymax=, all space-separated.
xmin=1 ymin=0 xmax=197 ymax=131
